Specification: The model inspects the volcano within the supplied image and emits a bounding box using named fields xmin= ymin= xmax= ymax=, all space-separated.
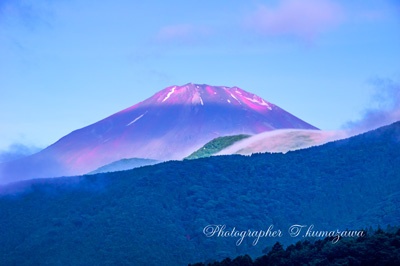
xmin=0 ymin=83 xmax=317 ymax=183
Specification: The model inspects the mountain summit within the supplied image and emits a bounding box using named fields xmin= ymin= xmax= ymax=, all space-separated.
xmin=130 ymin=83 xmax=278 ymax=108
xmin=0 ymin=83 xmax=317 ymax=183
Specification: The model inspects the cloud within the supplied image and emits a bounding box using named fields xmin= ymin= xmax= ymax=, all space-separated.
xmin=345 ymin=78 xmax=400 ymax=134
xmin=217 ymin=129 xmax=347 ymax=156
xmin=154 ymin=24 xmax=212 ymax=44
xmin=0 ymin=143 xmax=42 ymax=163
xmin=245 ymin=0 xmax=344 ymax=40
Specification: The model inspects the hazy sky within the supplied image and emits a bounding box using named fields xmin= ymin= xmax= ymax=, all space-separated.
xmin=1 ymin=0 xmax=399 ymax=150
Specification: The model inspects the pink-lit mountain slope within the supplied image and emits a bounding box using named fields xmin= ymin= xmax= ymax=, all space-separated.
xmin=0 ymin=83 xmax=317 ymax=183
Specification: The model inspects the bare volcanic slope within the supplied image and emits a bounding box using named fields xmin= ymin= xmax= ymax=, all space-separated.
xmin=0 ymin=83 xmax=317 ymax=183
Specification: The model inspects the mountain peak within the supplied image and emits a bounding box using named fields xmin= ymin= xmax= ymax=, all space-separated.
xmin=0 ymin=83 xmax=318 ymax=183
xmin=140 ymin=83 xmax=276 ymax=113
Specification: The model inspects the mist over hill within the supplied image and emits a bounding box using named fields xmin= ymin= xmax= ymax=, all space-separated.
xmin=88 ymin=158 xmax=160 ymax=175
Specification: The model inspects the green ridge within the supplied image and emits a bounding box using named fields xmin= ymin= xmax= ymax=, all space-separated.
xmin=185 ymin=134 xmax=250 ymax=160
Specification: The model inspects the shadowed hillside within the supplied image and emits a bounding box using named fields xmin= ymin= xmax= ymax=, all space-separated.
xmin=0 ymin=122 xmax=399 ymax=265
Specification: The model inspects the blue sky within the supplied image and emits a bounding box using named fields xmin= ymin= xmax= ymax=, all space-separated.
xmin=0 ymin=0 xmax=399 ymax=151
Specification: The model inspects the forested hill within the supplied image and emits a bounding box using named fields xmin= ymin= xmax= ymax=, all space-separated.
xmin=0 ymin=122 xmax=399 ymax=265
xmin=189 ymin=226 xmax=400 ymax=266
